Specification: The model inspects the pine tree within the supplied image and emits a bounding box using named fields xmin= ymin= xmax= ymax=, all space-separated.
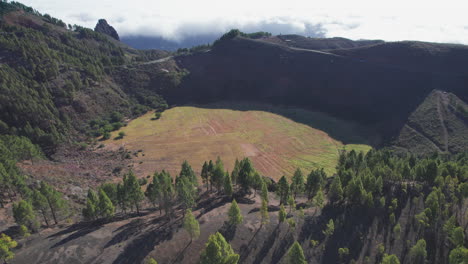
xmin=277 ymin=176 xmax=289 ymax=205
xmin=31 ymin=189 xmax=50 ymax=226
xmin=291 ymin=168 xmax=304 ymax=200
xmin=231 ymin=158 xmax=240 ymax=185
xmin=305 ymin=168 xmax=326 ymax=199
xmin=201 ymin=161 xmax=209 ymax=190
xmin=329 ymin=176 xmax=343 ymax=203
xmin=228 ymin=199 xmax=243 ymax=226
xmin=449 ymin=247 xmax=468 ymax=264
xmin=208 ymin=160 xmax=214 ymax=191
xmin=0 ymin=234 xmax=17 ymax=263
xmin=83 ymin=189 xmax=99 ymax=220
xmin=323 ymin=219 xmax=335 ymax=237
xmin=224 ymin=172 xmax=233 ymax=197
xmin=260 ymin=179 xmax=268 ymax=203
xmin=176 ymin=176 xmax=195 ymax=213
xmin=260 ymin=199 xmax=269 ymax=226
xmin=125 ymin=171 xmax=144 ymax=214
xmin=381 ymin=254 xmax=400 ymax=264
xmin=409 ymin=239 xmax=427 ymax=264
xmin=179 ymin=160 xmax=198 ymax=187
xmin=12 ymin=199 xmax=37 ymax=231
xmin=183 ymin=209 xmax=200 ymax=242
xmin=145 ymin=174 xmax=161 ymax=209
xmin=312 ymin=188 xmax=325 ymax=210
xmin=279 ymin=204 xmax=287 ymax=223
xmin=288 ymin=241 xmax=306 ymax=264
xmin=39 ymin=181 xmax=66 ymax=224
xmin=116 ymin=181 xmax=128 ymax=213
xmin=98 ymin=189 xmax=115 ymax=218
xmin=199 ymin=232 xmax=239 ymax=264
xmin=238 ymin=158 xmax=254 ymax=192
xmin=212 ymin=159 xmax=225 ymax=191
xmin=157 ymin=170 xmax=175 ymax=217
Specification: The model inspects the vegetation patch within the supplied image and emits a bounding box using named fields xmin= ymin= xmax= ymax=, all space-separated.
xmin=101 ymin=104 xmax=371 ymax=179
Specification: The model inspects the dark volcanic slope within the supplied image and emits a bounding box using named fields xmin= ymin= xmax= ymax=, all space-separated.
xmin=169 ymin=37 xmax=468 ymax=149
xmin=394 ymin=90 xmax=468 ymax=154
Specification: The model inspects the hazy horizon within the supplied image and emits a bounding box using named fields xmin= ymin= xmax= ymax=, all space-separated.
xmin=17 ymin=0 xmax=468 ymax=44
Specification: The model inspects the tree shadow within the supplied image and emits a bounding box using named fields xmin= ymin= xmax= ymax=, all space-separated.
xmin=252 ymin=224 xmax=280 ymax=264
xmin=218 ymin=221 xmax=237 ymax=242
xmin=50 ymin=223 xmax=103 ymax=249
xmin=112 ymin=223 xmax=176 ymax=264
xmin=171 ymin=240 xmax=192 ymax=264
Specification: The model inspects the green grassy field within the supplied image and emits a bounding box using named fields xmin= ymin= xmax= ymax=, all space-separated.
xmin=102 ymin=104 xmax=371 ymax=180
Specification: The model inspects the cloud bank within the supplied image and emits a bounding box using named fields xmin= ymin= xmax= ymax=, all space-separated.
xmin=20 ymin=0 xmax=468 ymax=44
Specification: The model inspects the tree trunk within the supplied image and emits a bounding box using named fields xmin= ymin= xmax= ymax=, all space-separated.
xmin=41 ymin=210 xmax=50 ymax=227
xmin=47 ymin=199 xmax=58 ymax=224
xmin=135 ymin=203 xmax=140 ymax=214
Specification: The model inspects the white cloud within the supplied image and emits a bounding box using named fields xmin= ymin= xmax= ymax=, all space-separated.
xmin=19 ymin=0 xmax=468 ymax=44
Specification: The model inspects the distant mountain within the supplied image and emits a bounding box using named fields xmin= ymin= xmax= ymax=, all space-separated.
xmin=121 ymin=34 xmax=218 ymax=51
xmin=262 ymin=35 xmax=384 ymax=50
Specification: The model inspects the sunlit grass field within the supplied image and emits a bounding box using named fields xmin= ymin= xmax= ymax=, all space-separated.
xmin=102 ymin=104 xmax=371 ymax=180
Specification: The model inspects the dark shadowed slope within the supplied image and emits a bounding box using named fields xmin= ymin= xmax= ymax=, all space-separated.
xmin=393 ymin=90 xmax=468 ymax=154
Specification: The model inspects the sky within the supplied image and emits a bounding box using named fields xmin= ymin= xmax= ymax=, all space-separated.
xmin=19 ymin=0 xmax=468 ymax=44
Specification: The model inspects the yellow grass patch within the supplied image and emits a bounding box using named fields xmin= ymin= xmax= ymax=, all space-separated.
xmin=101 ymin=106 xmax=370 ymax=180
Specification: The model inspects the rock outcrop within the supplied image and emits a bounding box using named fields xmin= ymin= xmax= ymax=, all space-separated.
xmin=94 ymin=19 xmax=119 ymax=40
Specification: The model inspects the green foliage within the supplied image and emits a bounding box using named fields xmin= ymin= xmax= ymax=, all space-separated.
xmin=291 ymin=168 xmax=304 ymax=199
xmin=214 ymin=29 xmax=272 ymax=45
xmin=449 ymin=227 xmax=465 ymax=247
xmin=277 ymin=176 xmax=290 ymax=205
xmin=201 ymin=161 xmax=210 ymax=190
xmin=124 ymin=171 xmax=145 ymax=214
xmin=0 ymin=233 xmax=17 ymax=263
xmin=449 ymin=247 xmax=468 ymax=264
xmin=409 ymin=239 xmax=427 ymax=264
xmin=279 ymin=205 xmax=287 ymax=223
xmin=288 ymin=241 xmax=306 ymax=264
xmin=380 ymin=254 xmax=400 ymax=264
xmin=212 ymin=157 xmax=226 ymax=191
xmin=19 ymin=224 xmax=30 ymax=238
xmin=306 ymin=168 xmax=327 ymax=199
xmin=145 ymin=257 xmax=158 ymax=264
xmin=393 ymin=223 xmax=401 ymax=240
xmin=338 ymin=247 xmax=349 ymax=263
xmin=83 ymin=189 xmax=99 ymax=221
xmin=176 ymin=176 xmax=196 ymax=211
xmin=224 ymin=172 xmax=233 ymax=197
xmin=312 ymin=188 xmax=325 ymax=209
xmin=231 ymin=159 xmax=240 ymax=185
xmin=228 ymin=200 xmax=243 ymax=226
xmin=13 ymin=199 xmax=37 ymax=231
xmin=31 ymin=189 xmax=50 ymax=226
xmin=98 ymin=189 xmax=115 ymax=218
xmin=199 ymin=232 xmax=239 ymax=264
xmin=183 ymin=209 xmax=200 ymax=241
xmin=260 ymin=199 xmax=269 ymax=225
xmin=260 ymin=179 xmax=268 ymax=202
xmin=329 ymin=176 xmax=343 ymax=203
xmin=323 ymin=219 xmax=335 ymax=237
xmin=238 ymin=158 xmax=255 ymax=192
